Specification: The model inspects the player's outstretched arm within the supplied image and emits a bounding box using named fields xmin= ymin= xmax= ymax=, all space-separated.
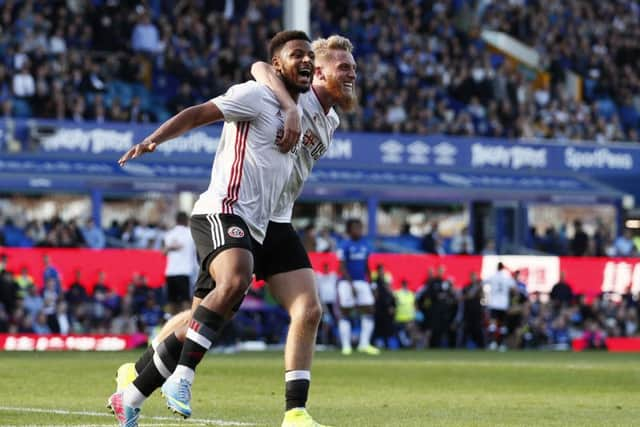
xmin=250 ymin=61 xmax=300 ymax=153
xmin=118 ymin=101 xmax=223 ymax=166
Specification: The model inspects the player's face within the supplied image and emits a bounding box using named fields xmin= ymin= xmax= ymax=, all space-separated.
xmin=275 ymin=39 xmax=315 ymax=93
xmin=349 ymin=222 xmax=363 ymax=239
xmin=318 ymin=50 xmax=357 ymax=111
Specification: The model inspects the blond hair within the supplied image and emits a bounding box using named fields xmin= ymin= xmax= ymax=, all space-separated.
xmin=311 ymin=35 xmax=353 ymax=63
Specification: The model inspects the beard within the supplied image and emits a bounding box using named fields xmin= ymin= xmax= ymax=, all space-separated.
xmin=279 ymin=69 xmax=312 ymax=94
xmin=325 ymin=74 xmax=358 ymax=112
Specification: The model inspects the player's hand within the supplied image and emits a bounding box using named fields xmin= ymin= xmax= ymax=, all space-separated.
xmin=118 ymin=139 xmax=158 ymax=166
xmin=277 ymin=107 xmax=301 ymax=153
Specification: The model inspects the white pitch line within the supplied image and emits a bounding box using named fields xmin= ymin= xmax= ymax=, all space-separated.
xmin=0 ymin=406 xmax=257 ymax=426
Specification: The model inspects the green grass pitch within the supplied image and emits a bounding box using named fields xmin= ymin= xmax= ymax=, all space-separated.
xmin=0 ymin=350 xmax=638 ymax=426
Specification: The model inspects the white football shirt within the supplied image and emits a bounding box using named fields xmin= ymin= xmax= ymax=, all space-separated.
xmin=270 ymin=88 xmax=340 ymax=223
xmin=163 ymin=224 xmax=197 ymax=277
xmin=486 ymin=269 xmax=516 ymax=311
xmin=191 ymin=81 xmax=298 ymax=243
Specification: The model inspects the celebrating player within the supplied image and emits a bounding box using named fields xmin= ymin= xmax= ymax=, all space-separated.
xmin=111 ymin=35 xmax=357 ymax=427
xmin=107 ymin=30 xmax=314 ymax=427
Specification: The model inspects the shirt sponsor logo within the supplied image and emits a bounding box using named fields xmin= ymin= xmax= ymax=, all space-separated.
xmin=302 ymin=129 xmax=327 ymax=160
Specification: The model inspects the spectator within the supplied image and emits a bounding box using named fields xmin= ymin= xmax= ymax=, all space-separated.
xmin=131 ymin=12 xmax=160 ymax=55
xmin=23 ymin=285 xmax=44 ymax=319
xmin=90 ymin=287 xmax=110 ymax=331
xmin=0 ymin=269 xmax=18 ymax=314
xmin=12 ymin=62 xmax=35 ymax=99
xmin=550 ymin=271 xmax=573 ymax=309
xmin=103 ymin=286 xmax=122 ymax=318
xmin=169 ymin=83 xmax=194 ymax=114
xmin=582 ymin=319 xmax=606 ymax=350
xmin=41 ymin=277 xmax=60 ymax=302
xmin=82 ymin=218 xmax=106 ymax=249
xmin=513 ymin=270 xmax=528 ymax=298
xmin=505 ymin=286 xmax=527 ymax=349
xmin=570 ymin=220 xmax=590 ymax=256
xmin=315 ymin=227 xmax=337 ymax=253
xmin=48 ymin=27 xmax=67 ymax=55
xmin=105 ymin=219 xmax=122 ymax=241
xmin=0 ymin=303 xmax=9 ymax=332
xmin=139 ymin=294 xmax=164 ymax=332
xmin=394 ymin=279 xmax=416 ymax=348
xmin=462 ymin=271 xmax=484 ymax=349
xmin=372 ymin=269 xmax=397 ymax=349
xmin=93 ymin=271 xmax=109 ymax=297
xmin=33 ymin=310 xmax=51 ymax=334
xmin=14 ymin=267 xmax=35 ymax=298
xmin=614 ymin=230 xmax=635 ymax=256
xmin=65 ymin=270 xmax=89 ymax=306
xmin=421 ymin=222 xmax=441 ymax=254
xmin=42 ymin=254 xmax=61 ymax=294
xmin=50 ymin=301 xmax=71 ymax=335
xmin=450 ymin=226 xmax=474 ymax=255
xmin=424 ymin=266 xmax=456 ymax=348
xmin=130 ymin=273 xmax=151 ymax=314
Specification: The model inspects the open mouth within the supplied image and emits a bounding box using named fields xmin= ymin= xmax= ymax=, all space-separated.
xmin=299 ymin=69 xmax=312 ymax=79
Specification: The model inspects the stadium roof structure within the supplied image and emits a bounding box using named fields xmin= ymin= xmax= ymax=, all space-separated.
xmin=0 ymin=118 xmax=634 ymax=206
xmin=0 ymin=154 xmax=624 ymax=206
xmin=301 ymin=168 xmax=624 ymax=204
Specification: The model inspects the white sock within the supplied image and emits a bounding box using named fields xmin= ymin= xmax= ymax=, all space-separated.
xmin=338 ymin=319 xmax=352 ymax=350
xmin=172 ymin=364 xmax=195 ymax=383
xmin=284 ymin=370 xmax=311 ymax=382
xmin=122 ymin=384 xmax=146 ymax=408
xmin=358 ymin=315 xmax=375 ymax=349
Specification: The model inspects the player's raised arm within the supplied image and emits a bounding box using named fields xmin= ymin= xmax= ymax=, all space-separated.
xmin=118 ymin=101 xmax=223 ymax=166
xmin=251 ymin=61 xmax=301 ymax=153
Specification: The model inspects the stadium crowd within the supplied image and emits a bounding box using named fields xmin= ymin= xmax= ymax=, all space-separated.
xmin=1 ymin=0 xmax=640 ymax=143
xmin=1 ymin=251 xmax=638 ymax=351
xmin=2 ymin=214 xmax=639 ymax=256
xmin=0 ymin=254 xmax=165 ymax=336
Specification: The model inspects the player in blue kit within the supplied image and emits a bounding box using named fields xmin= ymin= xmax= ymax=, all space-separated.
xmin=336 ymin=218 xmax=380 ymax=355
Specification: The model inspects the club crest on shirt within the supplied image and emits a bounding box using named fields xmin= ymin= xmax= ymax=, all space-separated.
xmin=227 ymin=226 xmax=245 ymax=239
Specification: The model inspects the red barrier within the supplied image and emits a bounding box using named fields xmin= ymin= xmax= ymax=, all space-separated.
xmin=2 ymin=248 xmax=639 ymax=298
xmin=572 ymin=337 xmax=640 ymax=352
xmin=0 ymin=333 xmax=148 ymax=351
xmin=0 ymin=248 xmax=166 ymax=295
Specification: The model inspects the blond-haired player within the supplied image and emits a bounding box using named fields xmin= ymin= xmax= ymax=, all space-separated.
xmin=114 ymin=35 xmax=357 ymax=427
